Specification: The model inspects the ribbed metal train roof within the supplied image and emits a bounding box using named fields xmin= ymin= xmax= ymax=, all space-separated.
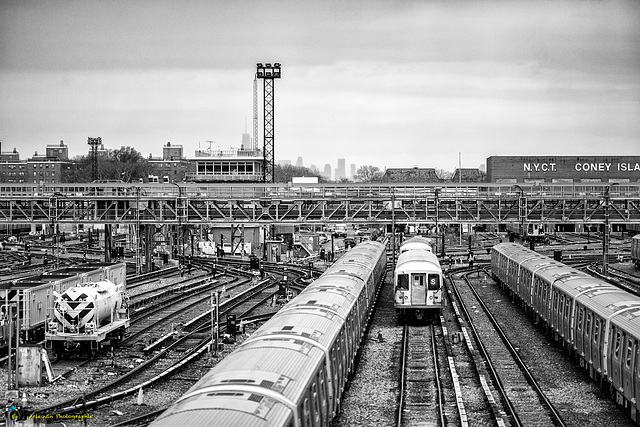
xmin=152 ymin=390 xmax=293 ymax=426
xmin=396 ymin=250 xmax=441 ymax=272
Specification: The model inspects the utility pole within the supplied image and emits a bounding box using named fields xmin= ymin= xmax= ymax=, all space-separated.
xmin=255 ymin=63 xmax=281 ymax=183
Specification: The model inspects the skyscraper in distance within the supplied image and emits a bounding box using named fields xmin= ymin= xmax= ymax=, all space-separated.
xmin=295 ymin=156 xmax=303 ymax=167
xmin=241 ymin=132 xmax=251 ymax=150
xmin=336 ymin=158 xmax=346 ymax=180
xmin=323 ymin=164 xmax=332 ymax=180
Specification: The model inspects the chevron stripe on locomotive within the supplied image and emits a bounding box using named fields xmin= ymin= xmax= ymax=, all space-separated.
xmin=46 ymin=280 xmax=129 ymax=354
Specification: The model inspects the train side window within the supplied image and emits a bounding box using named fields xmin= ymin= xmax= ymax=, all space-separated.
xmin=303 ymin=398 xmax=311 ymax=427
xmin=333 ymin=350 xmax=339 ymax=386
xmin=586 ymin=313 xmax=591 ymax=336
xmin=627 ymin=338 xmax=634 ymax=368
xmin=427 ymin=274 xmax=439 ymax=290
xmin=337 ymin=332 xmax=344 ymax=384
xmin=615 ymin=330 xmax=622 ymax=359
xmin=564 ymin=298 xmax=570 ymax=319
xmin=593 ymin=319 xmax=599 ymax=344
xmin=397 ymin=274 xmax=409 ymax=290
xmin=319 ymin=369 xmax=327 ymax=416
xmin=312 ymin=382 xmax=320 ymax=425
xmin=553 ymin=292 xmax=559 ymax=311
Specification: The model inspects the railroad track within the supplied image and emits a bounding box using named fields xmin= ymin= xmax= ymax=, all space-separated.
xmin=126 ymin=266 xmax=180 ymax=288
xmin=44 ymin=271 xmax=237 ymax=379
xmin=587 ymin=263 xmax=640 ymax=296
xmin=397 ymin=323 xmax=446 ymax=427
xmin=33 ymin=275 xmax=284 ymax=417
xmin=449 ymin=270 xmax=567 ymax=427
xmin=31 ymin=261 xmax=311 ymax=418
xmin=127 ymin=270 xmax=210 ymax=302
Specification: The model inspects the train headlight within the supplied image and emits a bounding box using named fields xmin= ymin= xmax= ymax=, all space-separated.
xmin=85 ymin=322 xmax=95 ymax=334
xmin=48 ymin=321 xmax=58 ymax=334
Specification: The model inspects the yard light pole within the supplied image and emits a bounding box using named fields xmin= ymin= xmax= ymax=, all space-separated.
xmin=514 ymin=184 xmax=524 ymax=244
xmin=391 ymin=187 xmax=396 ymax=270
xmin=170 ymin=183 xmax=183 ymax=266
xmin=603 ymin=183 xmax=619 ymax=276
xmin=135 ymin=187 xmax=141 ymax=275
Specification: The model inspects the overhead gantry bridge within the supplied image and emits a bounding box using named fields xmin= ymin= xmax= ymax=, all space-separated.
xmin=1 ymin=182 xmax=639 ymax=227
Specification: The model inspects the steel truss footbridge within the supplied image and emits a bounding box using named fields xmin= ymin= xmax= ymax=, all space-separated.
xmin=2 ymin=182 xmax=639 ymax=227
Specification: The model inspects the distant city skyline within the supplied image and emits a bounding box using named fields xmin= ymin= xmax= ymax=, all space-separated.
xmin=1 ymin=132 xmax=485 ymax=176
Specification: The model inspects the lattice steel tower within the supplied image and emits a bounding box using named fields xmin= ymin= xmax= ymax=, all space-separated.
xmin=87 ymin=137 xmax=102 ymax=182
xmin=256 ymin=63 xmax=281 ymax=183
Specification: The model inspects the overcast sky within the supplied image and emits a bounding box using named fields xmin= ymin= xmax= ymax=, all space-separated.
xmin=1 ymin=0 xmax=638 ymax=173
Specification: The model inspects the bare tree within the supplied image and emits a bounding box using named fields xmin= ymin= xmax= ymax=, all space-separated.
xmin=435 ymin=168 xmax=453 ymax=181
xmin=353 ymin=165 xmax=383 ymax=182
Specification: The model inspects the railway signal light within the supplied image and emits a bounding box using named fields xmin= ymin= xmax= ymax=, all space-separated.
xmin=227 ymin=314 xmax=237 ymax=336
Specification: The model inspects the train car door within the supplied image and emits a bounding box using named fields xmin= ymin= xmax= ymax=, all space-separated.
xmin=542 ymin=282 xmax=552 ymax=324
xmin=318 ymin=368 xmax=329 ymax=425
xmin=623 ymin=336 xmax=636 ymax=404
xmin=610 ymin=327 xmax=624 ymax=393
xmin=584 ymin=311 xmax=593 ymax=364
xmin=575 ymin=305 xmax=585 ymax=359
xmin=551 ymin=291 xmax=560 ymax=332
xmin=532 ymin=279 xmax=540 ymax=314
xmin=562 ymin=295 xmax=571 ymax=341
xmin=591 ymin=317 xmax=603 ymax=374
xmin=410 ymin=273 xmax=426 ymax=306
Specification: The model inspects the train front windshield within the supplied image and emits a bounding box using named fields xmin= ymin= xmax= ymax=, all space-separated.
xmin=428 ymin=274 xmax=440 ymax=290
xmin=397 ymin=274 xmax=409 ymax=290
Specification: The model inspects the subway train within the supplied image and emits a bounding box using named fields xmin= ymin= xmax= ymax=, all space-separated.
xmin=492 ymin=242 xmax=640 ymax=424
xmin=46 ymin=279 xmax=130 ymax=356
xmin=394 ymin=237 xmax=443 ymax=321
xmin=149 ymin=240 xmax=388 ymax=427
xmin=505 ymin=222 xmax=548 ymax=244
xmin=632 ymin=234 xmax=640 ymax=269
xmin=399 ymin=236 xmax=433 ymax=254
xmin=627 ymin=223 xmax=640 ymax=235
